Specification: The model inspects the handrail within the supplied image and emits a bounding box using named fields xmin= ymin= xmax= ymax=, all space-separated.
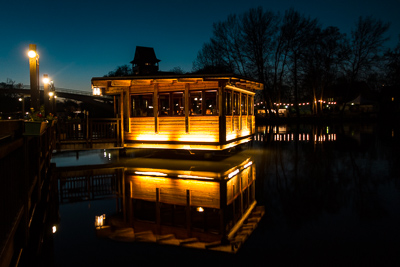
xmin=0 ymin=85 xmax=111 ymax=98
xmin=57 ymin=118 xmax=122 ymax=148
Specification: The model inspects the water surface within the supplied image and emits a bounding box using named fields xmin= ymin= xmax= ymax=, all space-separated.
xmin=47 ymin=122 xmax=400 ymax=266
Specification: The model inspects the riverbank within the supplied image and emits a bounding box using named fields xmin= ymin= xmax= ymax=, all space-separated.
xmin=255 ymin=112 xmax=399 ymax=125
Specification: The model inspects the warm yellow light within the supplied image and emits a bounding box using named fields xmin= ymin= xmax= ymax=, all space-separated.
xmin=52 ymin=225 xmax=57 ymax=234
xmin=196 ymin=207 xmax=204 ymax=212
xmin=95 ymin=214 xmax=106 ymax=228
xmin=49 ymin=91 xmax=54 ymax=97
xmin=228 ymin=169 xmax=239 ymax=179
xmin=134 ymin=171 xmax=167 ymax=176
xmin=244 ymin=161 xmax=253 ymax=169
xmin=43 ymin=77 xmax=50 ymax=84
xmin=177 ymin=174 xmax=213 ymax=180
xmin=28 ymin=50 xmax=37 ymax=58
xmin=93 ymin=87 xmax=102 ymax=96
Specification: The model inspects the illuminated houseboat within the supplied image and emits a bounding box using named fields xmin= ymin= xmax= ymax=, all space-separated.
xmin=91 ymin=74 xmax=263 ymax=150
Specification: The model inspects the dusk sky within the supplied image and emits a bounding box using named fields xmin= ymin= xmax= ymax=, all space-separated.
xmin=1 ymin=0 xmax=399 ymax=93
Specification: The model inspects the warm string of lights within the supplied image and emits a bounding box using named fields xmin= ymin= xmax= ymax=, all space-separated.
xmin=255 ymin=101 xmax=337 ymax=107
xmin=255 ymin=133 xmax=337 ymax=142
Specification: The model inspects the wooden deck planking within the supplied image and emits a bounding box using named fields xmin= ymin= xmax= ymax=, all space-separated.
xmin=97 ymin=205 xmax=265 ymax=254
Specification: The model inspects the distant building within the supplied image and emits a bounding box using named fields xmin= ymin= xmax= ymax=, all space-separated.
xmin=130 ymin=46 xmax=160 ymax=75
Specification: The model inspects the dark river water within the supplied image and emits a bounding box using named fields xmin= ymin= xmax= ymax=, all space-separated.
xmin=42 ymin=122 xmax=399 ymax=267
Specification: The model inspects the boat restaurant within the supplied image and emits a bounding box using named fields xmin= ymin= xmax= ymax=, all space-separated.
xmin=91 ymin=74 xmax=263 ymax=150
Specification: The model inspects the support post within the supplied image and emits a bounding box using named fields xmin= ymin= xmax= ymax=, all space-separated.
xmin=219 ymin=181 xmax=228 ymax=243
xmin=29 ymin=44 xmax=39 ymax=111
xmin=43 ymin=74 xmax=50 ymax=115
xmin=185 ymin=83 xmax=189 ymax=133
xmin=186 ymin=189 xmax=192 ymax=237
xmin=156 ymin=188 xmax=161 ymax=234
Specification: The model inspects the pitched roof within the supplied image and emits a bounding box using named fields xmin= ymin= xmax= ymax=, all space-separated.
xmin=130 ymin=46 xmax=160 ymax=64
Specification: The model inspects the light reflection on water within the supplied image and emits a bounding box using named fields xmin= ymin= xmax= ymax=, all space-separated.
xmin=46 ymin=123 xmax=400 ymax=266
xmin=51 ymin=149 xmax=120 ymax=167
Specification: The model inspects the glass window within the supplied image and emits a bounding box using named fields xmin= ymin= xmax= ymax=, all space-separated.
xmin=159 ymin=93 xmax=170 ymax=116
xmin=189 ymin=91 xmax=202 ymax=115
xmin=241 ymin=94 xmax=247 ymax=115
xmin=225 ymin=90 xmax=232 ymax=115
xmin=172 ymin=92 xmax=185 ymax=116
xmin=131 ymin=94 xmax=154 ymax=117
xmin=233 ymin=92 xmax=239 ymax=115
xmin=248 ymin=96 xmax=254 ymax=115
xmin=205 ymin=90 xmax=217 ymax=115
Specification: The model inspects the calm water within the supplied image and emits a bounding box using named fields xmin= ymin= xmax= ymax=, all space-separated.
xmin=44 ymin=122 xmax=399 ymax=266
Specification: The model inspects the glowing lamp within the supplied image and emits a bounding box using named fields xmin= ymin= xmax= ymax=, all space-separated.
xmin=49 ymin=91 xmax=54 ymax=97
xmin=28 ymin=50 xmax=37 ymax=58
xmin=93 ymin=87 xmax=102 ymax=96
xmin=228 ymin=169 xmax=239 ymax=179
xmin=95 ymin=214 xmax=106 ymax=229
xmin=43 ymin=76 xmax=50 ymax=84
xmin=196 ymin=207 xmax=204 ymax=212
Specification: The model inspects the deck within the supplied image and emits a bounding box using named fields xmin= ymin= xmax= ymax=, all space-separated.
xmin=97 ymin=205 xmax=265 ymax=253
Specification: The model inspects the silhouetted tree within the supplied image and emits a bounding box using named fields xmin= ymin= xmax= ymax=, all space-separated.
xmin=346 ymin=16 xmax=390 ymax=82
xmin=211 ymin=14 xmax=248 ymax=75
xmin=104 ymin=64 xmax=132 ymax=77
xmin=302 ymin=26 xmax=348 ymax=113
xmin=169 ymin=66 xmax=186 ymax=74
xmin=192 ymin=42 xmax=233 ymax=73
xmin=384 ymin=35 xmax=400 ymax=86
xmin=281 ymin=8 xmax=319 ymax=116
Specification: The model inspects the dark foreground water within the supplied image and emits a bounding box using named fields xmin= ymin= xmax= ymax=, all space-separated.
xmin=43 ymin=122 xmax=399 ymax=267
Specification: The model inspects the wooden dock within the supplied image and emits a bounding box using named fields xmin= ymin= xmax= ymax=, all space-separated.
xmin=97 ymin=206 xmax=265 ymax=253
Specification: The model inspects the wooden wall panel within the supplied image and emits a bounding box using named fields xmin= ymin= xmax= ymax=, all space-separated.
xmin=126 ymin=117 xmax=155 ymax=140
xmin=128 ymin=176 xmax=220 ymax=209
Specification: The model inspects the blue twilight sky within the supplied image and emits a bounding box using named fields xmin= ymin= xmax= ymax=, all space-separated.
xmin=0 ymin=0 xmax=399 ymax=92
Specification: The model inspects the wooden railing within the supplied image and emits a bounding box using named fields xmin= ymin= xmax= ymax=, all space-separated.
xmin=57 ymin=167 xmax=122 ymax=204
xmin=57 ymin=118 xmax=122 ymax=149
xmin=0 ymin=120 xmax=57 ymax=267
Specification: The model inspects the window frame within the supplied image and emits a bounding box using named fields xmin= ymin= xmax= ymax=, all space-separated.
xmin=130 ymin=93 xmax=154 ymax=117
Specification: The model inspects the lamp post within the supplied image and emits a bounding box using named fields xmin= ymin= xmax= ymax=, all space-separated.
xmin=28 ymin=44 xmax=39 ymax=111
xmin=18 ymin=96 xmax=25 ymax=119
xmin=49 ymin=81 xmax=56 ymax=114
xmin=43 ymin=74 xmax=50 ymax=115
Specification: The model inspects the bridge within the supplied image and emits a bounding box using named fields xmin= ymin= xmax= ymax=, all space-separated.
xmin=0 ymin=85 xmax=112 ymax=103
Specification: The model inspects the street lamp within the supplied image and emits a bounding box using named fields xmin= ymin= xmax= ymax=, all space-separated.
xmin=28 ymin=44 xmax=40 ymax=111
xmin=43 ymin=74 xmax=50 ymax=115
xmin=49 ymin=80 xmax=56 ymax=114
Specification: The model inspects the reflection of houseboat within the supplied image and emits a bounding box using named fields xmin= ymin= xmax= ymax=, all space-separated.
xmin=91 ymin=74 xmax=263 ymax=150
xmin=57 ymin=151 xmax=263 ymax=251
xmin=122 ymin=153 xmax=260 ymax=248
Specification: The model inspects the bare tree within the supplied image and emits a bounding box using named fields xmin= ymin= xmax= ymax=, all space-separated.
xmin=384 ymin=35 xmax=400 ymax=86
xmin=105 ymin=64 xmax=132 ymax=77
xmin=281 ymin=8 xmax=319 ymax=116
xmin=241 ymin=7 xmax=278 ymax=110
xmin=302 ymin=26 xmax=348 ymax=114
xmin=241 ymin=7 xmax=277 ymax=82
xmin=346 ymin=16 xmax=390 ymax=82
xmin=192 ymin=42 xmax=233 ymax=73
xmin=212 ymin=14 xmax=248 ymax=75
